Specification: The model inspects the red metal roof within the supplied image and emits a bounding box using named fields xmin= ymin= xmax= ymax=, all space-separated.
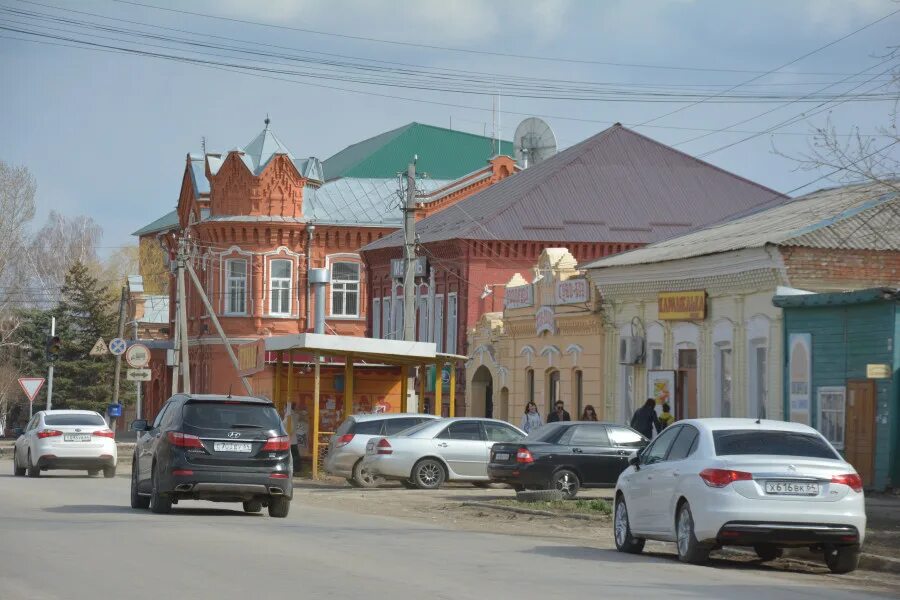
xmin=362 ymin=124 xmax=789 ymax=251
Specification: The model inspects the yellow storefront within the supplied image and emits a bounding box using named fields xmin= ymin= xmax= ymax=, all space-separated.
xmin=466 ymin=249 xmax=606 ymax=424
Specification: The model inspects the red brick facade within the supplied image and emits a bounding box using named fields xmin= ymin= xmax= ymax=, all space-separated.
xmin=781 ymin=246 xmax=900 ymax=291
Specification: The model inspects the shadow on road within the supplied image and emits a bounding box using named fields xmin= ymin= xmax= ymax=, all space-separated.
xmin=44 ymin=504 xmax=261 ymax=517
xmin=527 ymin=545 xmax=668 ymax=563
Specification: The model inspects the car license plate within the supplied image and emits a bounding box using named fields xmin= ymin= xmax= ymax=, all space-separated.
xmin=64 ymin=433 xmax=91 ymax=442
xmin=213 ymin=442 xmax=252 ymax=453
xmin=764 ymin=481 xmax=819 ymax=496
xmin=494 ymin=452 xmax=509 ymax=461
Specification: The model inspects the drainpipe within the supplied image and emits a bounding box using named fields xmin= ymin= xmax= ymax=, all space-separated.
xmin=309 ymin=268 xmax=331 ymax=334
xmin=306 ymin=224 xmax=315 ymax=331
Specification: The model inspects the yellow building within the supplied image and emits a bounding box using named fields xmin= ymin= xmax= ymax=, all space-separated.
xmin=466 ymin=249 xmax=606 ymax=425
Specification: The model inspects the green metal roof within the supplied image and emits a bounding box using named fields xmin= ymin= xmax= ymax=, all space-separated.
xmin=322 ymin=122 xmax=513 ymax=181
xmin=131 ymin=209 xmax=178 ymax=237
xmin=773 ymin=288 xmax=900 ymax=308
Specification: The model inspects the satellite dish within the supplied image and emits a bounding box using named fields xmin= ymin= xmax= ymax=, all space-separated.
xmin=514 ymin=117 xmax=557 ymax=168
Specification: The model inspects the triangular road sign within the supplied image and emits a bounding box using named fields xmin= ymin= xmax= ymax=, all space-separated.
xmin=89 ymin=338 xmax=108 ymax=356
xmin=18 ymin=377 xmax=45 ymax=402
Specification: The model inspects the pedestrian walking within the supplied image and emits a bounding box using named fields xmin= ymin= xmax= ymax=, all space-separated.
xmin=520 ymin=401 xmax=543 ymax=434
xmin=580 ymin=405 xmax=598 ymax=421
xmin=630 ymin=398 xmax=662 ymax=439
xmin=547 ymin=401 xmax=571 ymax=423
xmin=659 ymin=402 xmax=675 ymax=429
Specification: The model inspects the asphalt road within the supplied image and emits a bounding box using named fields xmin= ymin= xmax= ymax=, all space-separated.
xmin=0 ymin=460 xmax=892 ymax=600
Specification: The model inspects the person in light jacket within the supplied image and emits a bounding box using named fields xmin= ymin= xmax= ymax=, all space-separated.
xmin=520 ymin=401 xmax=543 ymax=434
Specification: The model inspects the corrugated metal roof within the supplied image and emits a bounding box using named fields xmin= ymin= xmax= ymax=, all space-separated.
xmin=583 ymin=182 xmax=899 ymax=269
xmin=308 ymin=177 xmax=452 ymax=226
xmin=363 ymin=124 xmax=790 ymax=252
xmin=322 ymin=122 xmax=513 ymax=181
xmin=131 ymin=210 xmax=178 ymax=237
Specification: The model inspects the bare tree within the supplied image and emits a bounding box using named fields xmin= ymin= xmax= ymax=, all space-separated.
xmin=0 ymin=161 xmax=37 ymax=351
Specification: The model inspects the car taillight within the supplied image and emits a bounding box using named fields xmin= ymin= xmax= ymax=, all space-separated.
xmin=832 ymin=473 xmax=863 ymax=493
xmin=36 ymin=429 xmax=63 ymax=439
xmin=171 ymin=469 xmax=194 ymax=476
xmin=516 ymin=448 xmax=534 ymax=464
xmin=699 ymin=468 xmax=753 ymax=487
xmin=92 ymin=430 xmax=115 ymax=438
xmin=261 ymin=436 xmax=290 ymax=451
xmin=167 ymin=431 xmax=204 ymax=448
xmin=335 ymin=433 xmax=355 ymax=447
xmin=270 ymin=473 xmax=290 ymax=479
xmin=376 ymin=439 xmax=392 ymax=455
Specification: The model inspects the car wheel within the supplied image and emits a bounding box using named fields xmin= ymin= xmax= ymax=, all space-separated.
xmin=13 ymin=452 xmax=25 ymax=477
xmin=824 ymin=545 xmax=860 ymax=574
xmin=676 ymin=502 xmax=710 ymax=564
xmin=243 ymin=500 xmax=263 ymax=513
xmin=614 ymin=497 xmax=645 ymax=554
xmin=351 ymin=459 xmax=380 ymax=488
xmin=511 ymin=484 xmax=525 ymax=492
xmin=130 ymin=461 xmax=150 ymax=509
xmin=103 ymin=466 xmax=116 ymax=479
xmin=149 ymin=464 xmax=172 ymax=514
xmin=88 ymin=469 xmax=100 ymax=477
xmin=268 ymin=497 xmax=290 ymax=518
xmin=754 ymin=544 xmax=783 ymax=562
xmin=26 ymin=451 xmax=40 ymax=478
xmin=551 ymin=469 xmax=580 ymax=499
xmin=411 ymin=458 xmax=445 ymax=490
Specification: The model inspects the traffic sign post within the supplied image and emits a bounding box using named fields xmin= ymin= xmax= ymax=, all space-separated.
xmin=18 ymin=377 xmax=45 ymax=419
xmin=109 ymin=338 xmax=127 ymax=356
xmin=125 ymin=343 xmax=150 ymax=368
xmin=126 ymin=368 xmax=151 ymax=382
xmin=89 ymin=338 xmax=108 ymax=356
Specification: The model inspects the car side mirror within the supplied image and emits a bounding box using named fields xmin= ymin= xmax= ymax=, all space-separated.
xmin=14 ymin=427 xmax=24 ymax=438
xmin=629 ymin=455 xmax=641 ymax=469
xmin=130 ymin=419 xmax=149 ymax=432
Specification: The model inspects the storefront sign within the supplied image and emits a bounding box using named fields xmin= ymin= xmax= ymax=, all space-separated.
xmin=555 ymin=278 xmax=591 ymax=305
xmin=658 ymin=291 xmax=706 ymax=320
xmin=867 ymin=364 xmax=891 ymax=379
xmin=788 ymin=333 xmax=812 ymax=425
xmin=238 ymin=339 xmax=266 ymax=376
xmin=505 ymin=284 xmax=534 ymax=309
xmin=535 ymin=306 xmax=555 ymax=335
xmin=391 ymin=257 xmax=427 ymax=279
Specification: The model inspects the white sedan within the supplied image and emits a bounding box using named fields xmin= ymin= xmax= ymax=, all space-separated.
xmin=361 ymin=417 xmax=525 ymax=489
xmin=613 ymin=419 xmax=866 ymax=574
xmin=13 ymin=410 xmax=118 ymax=478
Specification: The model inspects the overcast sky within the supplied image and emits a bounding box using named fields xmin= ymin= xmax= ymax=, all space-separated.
xmin=2 ymin=0 xmax=898 ymax=254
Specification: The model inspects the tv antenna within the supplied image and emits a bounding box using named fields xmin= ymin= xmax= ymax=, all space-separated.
xmin=514 ymin=117 xmax=557 ymax=168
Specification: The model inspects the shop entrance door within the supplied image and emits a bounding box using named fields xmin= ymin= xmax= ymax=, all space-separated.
xmin=676 ymin=349 xmax=698 ymax=421
xmin=846 ymin=380 xmax=876 ymax=488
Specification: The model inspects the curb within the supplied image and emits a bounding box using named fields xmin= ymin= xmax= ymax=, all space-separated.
xmin=462 ymin=501 xmax=610 ymax=522
xmin=729 ymin=547 xmax=900 ymax=575
xmin=858 ymin=552 xmax=900 ymax=574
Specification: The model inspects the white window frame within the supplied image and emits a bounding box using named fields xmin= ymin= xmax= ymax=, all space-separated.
xmin=269 ymin=259 xmax=292 ymax=316
xmin=330 ymin=262 xmax=360 ymax=318
xmin=372 ymin=298 xmax=381 ymax=339
xmin=417 ymin=296 xmax=430 ymax=342
xmin=818 ymin=386 xmax=846 ymax=450
xmin=446 ymin=293 xmax=458 ymax=354
xmin=749 ymin=341 xmax=768 ymax=419
xmin=716 ymin=344 xmax=734 ymax=418
xmin=382 ymin=297 xmax=391 ymax=339
xmin=224 ymin=259 xmax=248 ymax=316
xmin=433 ymin=294 xmax=444 ymax=353
xmin=393 ymin=298 xmax=404 ymax=341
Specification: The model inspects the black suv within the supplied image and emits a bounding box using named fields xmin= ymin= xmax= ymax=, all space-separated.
xmin=130 ymin=394 xmax=292 ymax=517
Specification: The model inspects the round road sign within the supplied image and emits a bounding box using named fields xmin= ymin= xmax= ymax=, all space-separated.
xmin=109 ymin=338 xmax=127 ymax=356
xmin=126 ymin=343 xmax=151 ymax=368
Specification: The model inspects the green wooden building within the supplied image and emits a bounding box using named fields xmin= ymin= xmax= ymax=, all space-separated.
xmin=774 ymin=288 xmax=900 ymax=491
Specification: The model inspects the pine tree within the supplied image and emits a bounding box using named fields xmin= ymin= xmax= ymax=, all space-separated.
xmin=52 ymin=262 xmax=118 ymax=412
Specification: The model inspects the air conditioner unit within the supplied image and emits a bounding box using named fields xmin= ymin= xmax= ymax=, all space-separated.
xmin=619 ymin=336 xmax=645 ymax=365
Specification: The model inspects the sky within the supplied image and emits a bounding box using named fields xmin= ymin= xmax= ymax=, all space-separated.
xmin=1 ymin=0 xmax=898 ymax=255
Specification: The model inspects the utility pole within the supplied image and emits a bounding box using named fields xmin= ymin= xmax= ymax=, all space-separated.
xmin=110 ymin=285 xmax=127 ymax=429
xmin=403 ymin=159 xmax=418 ymax=412
xmin=46 ymin=316 xmax=55 ymax=411
xmin=133 ymin=321 xmax=141 ymax=423
xmin=176 ymin=236 xmax=191 ymax=394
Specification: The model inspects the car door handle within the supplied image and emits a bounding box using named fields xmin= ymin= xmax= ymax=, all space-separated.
xmin=572 ymin=448 xmax=583 ymax=453
xmin=437 ymin=442 xmax=448 ymax=447
xmin=617 ymin=450 xmax=629 ymax=456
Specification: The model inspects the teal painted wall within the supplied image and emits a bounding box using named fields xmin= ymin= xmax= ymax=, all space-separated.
xmin=782 ymin=300 xmax=898 ymax=490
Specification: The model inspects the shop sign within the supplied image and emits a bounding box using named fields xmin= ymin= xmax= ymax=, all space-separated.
xmin=238 ymin=339 xmax=266 ymax=376
xmin=555 ymin=279 xmax=591 ymax=305
xmin=867 ymin=364 xmax=891 ymax=379
xmin=535 ymin=306 xmax=555 ymax=335
xmin=391 ymin=257 xmax=427 ymax=279
xmin=658 ymin=291 xmax=706 ymax=320
xmin=505 ymin=284 xmax=534 ymax=309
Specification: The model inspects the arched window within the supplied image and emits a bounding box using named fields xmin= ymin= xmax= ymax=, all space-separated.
xmin=526 ymin=368 xmax=535 ymax=405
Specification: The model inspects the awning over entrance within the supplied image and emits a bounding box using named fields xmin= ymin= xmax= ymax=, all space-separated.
xmin=263 ymin=333 xmax=466 ymax=477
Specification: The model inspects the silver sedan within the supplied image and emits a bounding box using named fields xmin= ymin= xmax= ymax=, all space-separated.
xmin=361 ymin=417 xmax=526 ymax=489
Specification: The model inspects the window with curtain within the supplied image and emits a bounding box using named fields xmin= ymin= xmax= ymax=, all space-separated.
xmin=225 ymin=259 xmax=247 ymax=315
xmin=269 ymin=259 xmax=292 ymax=315
xmin=818 ymin=387 xmax=846 ymax=449
xmin=331 ymin=262 xmax=360 ymax=317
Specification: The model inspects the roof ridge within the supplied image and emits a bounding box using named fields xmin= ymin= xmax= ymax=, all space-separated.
xmin=323 ymin=123 xmax=413 ymax=178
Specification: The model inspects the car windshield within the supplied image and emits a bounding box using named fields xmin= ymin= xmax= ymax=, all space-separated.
xmin=44 ymin=414 xmax=105 ymax=426
xmin=713 ymin=430 xmax=839 ymax=460
xmin=182 ymin=402 xmax=281 ymax=430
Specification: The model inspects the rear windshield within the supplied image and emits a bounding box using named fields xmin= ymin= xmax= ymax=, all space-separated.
xmin=44 ymin=414 xmax=105 ymax=426
xmin=527 ymin=424 xmax=567 ymax=442
xmin=713 ymin=430 xmax=839 ymax=460
xmin=351 ymin=420 xmax=384 ymax=435
xmin=390 ymin=420 xmax=435 ymax=437
xmin=182 ymin=402 xmax=281 ymax=430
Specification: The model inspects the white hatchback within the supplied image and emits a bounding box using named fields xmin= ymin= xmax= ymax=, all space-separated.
xmin=613 ymin=419 xmax=866 ymax=573
xmin=13 ymin=410 xmax=117 ymax=478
